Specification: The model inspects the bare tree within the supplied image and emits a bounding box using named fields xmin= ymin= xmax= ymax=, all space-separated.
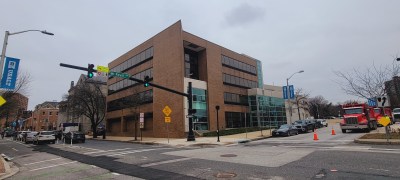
xmin=0 ymin=72 xmax=32 ymax=127
xmin=66 ymin=79 xmax=106 ymax=138
xmin=308 ymin=96 xmax=329 ymax=119
xmin=120 ymin=89 xmax=147 ymax=140
xmin=295 ymin=88 xmax=310 ymax=120
xmin=334 ymin=59 xmax=400 ymax=99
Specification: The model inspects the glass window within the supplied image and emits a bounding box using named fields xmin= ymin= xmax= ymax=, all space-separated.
xmin=150 ymin=47 xmax=154 ymax=57
xmin=145 ymin=48 xmax=151 ymax=59
xmin=140 ymin=52 xmax=146 ymax=62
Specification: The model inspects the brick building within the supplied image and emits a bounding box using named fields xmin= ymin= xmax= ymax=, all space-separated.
xmin=106 ymin=21 xmax=287 ymax=138
xmin=0 ymin=92 xmax=28 ymax=129
xmin=25 ymin=101 xmax=59 ymax=131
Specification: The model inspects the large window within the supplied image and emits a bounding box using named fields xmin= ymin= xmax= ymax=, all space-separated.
xmin=108 ymin=68 xmax=153 ymax=95
xmin=107 ymin=90 xmax=153 ymax=112
xmin=225 ymin=112 xmax=250 ymax=128
xmin=224 ymin=92 xmax=248 ymax=105
xmin=184 ymin=49 xmax=199 ymax=80
xmin=248 ymin=95 xmax=286 ymax=128
xmin=223 ymin=74 xmax=257 ymax=89
xmin=221 ymin=55 xmax=257 ymax=75
xmin=109 ymin=47 xmax=154 ymax=76
xmin=192 ymin=88 xmax=208 ymax=130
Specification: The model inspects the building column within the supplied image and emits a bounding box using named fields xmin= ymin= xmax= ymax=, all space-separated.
xmin=121 ymin=116 xmax=126 ymax=132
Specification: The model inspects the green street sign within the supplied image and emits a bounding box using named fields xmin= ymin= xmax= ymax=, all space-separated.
xmin=109 ymin=71 xmax=130 ymax=79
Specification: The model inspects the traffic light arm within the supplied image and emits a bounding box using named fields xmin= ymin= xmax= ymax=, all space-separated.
xmin=60 ymin=63 xmax=97 ymax=73
xmin=128 ymin=76 xmax=189 ymax=97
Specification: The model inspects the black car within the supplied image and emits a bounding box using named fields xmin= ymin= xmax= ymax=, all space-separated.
xmin=272 ymin=124 xmax=299 ymax=137
xmin=293 ymin=120 xmax=314 ymax=133
xmin=309 ymin=119 xmax=323 ymax=129
xmin=64 ymin=131 xmax=85 ymax=143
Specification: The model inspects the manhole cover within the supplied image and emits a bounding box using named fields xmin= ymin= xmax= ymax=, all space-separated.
xmin=220 ymin=154 xmax=237 ymax=157
xmin=214 ymin=172 xmax=237 ymax=178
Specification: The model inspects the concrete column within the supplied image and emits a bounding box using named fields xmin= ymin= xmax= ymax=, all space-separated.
xmin=121 ymin=116 xmax=126 ymax=132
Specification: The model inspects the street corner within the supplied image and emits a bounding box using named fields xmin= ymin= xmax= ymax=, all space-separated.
xmin=354 ymin=138 xmax=400 ymax=145
xmin=0 ymin=156 xmax=19 ymax=180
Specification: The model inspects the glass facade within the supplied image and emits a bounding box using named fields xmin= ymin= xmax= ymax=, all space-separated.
xmin=192 ymin=88 xmax=208 ymax=130
xmin=223 ymin=74 xmax=258 ymax=89
xmin=184 ymin=49 xmax=199 ymax=80
xmin=248 ymin=95 xmax=287 ymax=128
xmin=256 ymin=60 xmax=263 ymax=88
xmin=108 ymin=68 xmax=153 ymax=95
xmin=225 ymin=112 xmax=250 ymax=128
xmin=109 ymin=47 xmax=154 ymax=74
xmin=107 ymin=90 xmax=153 ymax=112
xmin=221 ymin=55 xmax=257 ymax=75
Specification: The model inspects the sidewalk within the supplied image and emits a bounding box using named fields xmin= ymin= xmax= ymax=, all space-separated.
xmin=354 ymin=123 xmax=400 ymax=145
xmin=87 ymin=130 xmax=273 ymax=147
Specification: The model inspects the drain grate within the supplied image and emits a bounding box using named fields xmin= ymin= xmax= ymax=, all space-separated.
xmin=214 ymin=172 xmax=237 ymax=178
xmin=220 ymin=154 xmax=237 ymax=157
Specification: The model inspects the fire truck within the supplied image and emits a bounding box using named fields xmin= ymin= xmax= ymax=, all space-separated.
xmin=340 ymin=103 xmax=379 ymax=133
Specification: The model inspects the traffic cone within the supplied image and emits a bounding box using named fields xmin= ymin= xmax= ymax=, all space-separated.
xmin=313 ymin=129 xmax=319 ymax=141
xmin=331 ymin=127 xmax=336 ymax=135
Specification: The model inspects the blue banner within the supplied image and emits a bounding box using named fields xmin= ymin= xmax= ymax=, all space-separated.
xmin=282 ymin=86 xmax=288 ymax=99
xmin=1 ymin=57 xmax=20 ymax=90
xmin=289 ymin=85 xmax=295 ymax=99
xmin=368 ymin=98 xmax=377 ymax=107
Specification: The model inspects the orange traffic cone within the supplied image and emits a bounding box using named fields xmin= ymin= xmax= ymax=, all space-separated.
xmin=331 ymin=127 xmax=336 ymax=135
xmin=313 ymin=129 xmax=319 ymax=141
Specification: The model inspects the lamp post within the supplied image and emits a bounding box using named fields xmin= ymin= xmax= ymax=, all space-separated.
xmin=286 ymin=70 xmax=304 ymax=124
xmin=0 ymin=30 xmax=54 ymax=78
xmin=215 ymin=105 xmax=220 ymax=142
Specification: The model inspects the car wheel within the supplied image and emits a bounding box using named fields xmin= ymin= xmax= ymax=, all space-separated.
xmin=342 ymin=129 xmax=346 ymax=133
xmin=296 ymin=131 xmax=299 ymax=135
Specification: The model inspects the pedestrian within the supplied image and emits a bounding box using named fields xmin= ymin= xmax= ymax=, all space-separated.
xmin=1 ymin=130 xmax=4 ymax=139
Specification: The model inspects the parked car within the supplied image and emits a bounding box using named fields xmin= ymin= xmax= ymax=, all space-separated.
xmin=53 ymin=130 xmax=62 ymax=140
xmin=17 ymin=131 xmax=29 ymax=141
xmin=317 ymin=119 xmax=328 ymax=127
xmin=392 ymin=108 xmax=400 ymax=123
xmin=33 ymin=131 xmax=56 ymax=144
xmin=25 ymin=131 xmax=38 ymax=144
xmin=272 ymin=124 xmax=299 ymax=137
xmin=4 ymin=130 xmax=15 ymax=137
xmin=64 ymin=131 xmax=85 ymax=143
xmin=310 ymin=119 xmax=323 ymax=128
xmin=293 ymin=120 xmax=314 ymax=133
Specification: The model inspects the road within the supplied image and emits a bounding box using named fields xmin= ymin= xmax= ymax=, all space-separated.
xmin=1 ymin=124 xmax=400 ymax=179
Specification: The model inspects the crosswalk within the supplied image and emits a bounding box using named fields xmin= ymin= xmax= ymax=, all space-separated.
xmin=49 ymin=144 xmax=172 ymax=157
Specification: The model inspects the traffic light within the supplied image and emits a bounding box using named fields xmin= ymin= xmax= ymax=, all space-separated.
xmin=144 ymin=76 xmax=150 ymax=87
xmin=87 ymin=64 xmax=95 ymax=78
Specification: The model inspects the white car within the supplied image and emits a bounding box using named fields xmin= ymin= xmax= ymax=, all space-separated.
xmin=33 ymin=131 xmax=56 ymax=144
xmin=17 ymin=131 xmax=29 ymax=141
xmin=25 ymin=131 xmax=38 ymax=144
xmin=317 ymin=119 xmax=328 ymax=127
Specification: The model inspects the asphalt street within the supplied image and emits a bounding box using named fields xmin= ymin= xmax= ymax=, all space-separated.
xmin=1 ymin=124 xmax=400 ymax=179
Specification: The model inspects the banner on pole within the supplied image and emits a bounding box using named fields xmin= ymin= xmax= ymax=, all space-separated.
xmin=0 ymin=57 xmax=20 ymax=90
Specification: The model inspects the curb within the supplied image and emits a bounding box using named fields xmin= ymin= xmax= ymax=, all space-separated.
xmin=0 ymin=156 xmax=19 ymax=180
xmin=354 ymin=139 xmax=400 ymax=145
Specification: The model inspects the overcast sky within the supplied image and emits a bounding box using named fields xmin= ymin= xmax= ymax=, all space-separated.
xmin=1 ymin=0 xmax=400 ymax=110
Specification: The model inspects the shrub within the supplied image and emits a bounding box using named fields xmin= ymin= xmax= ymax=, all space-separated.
xmin=202 ymin=127 xmax=270 ymax=137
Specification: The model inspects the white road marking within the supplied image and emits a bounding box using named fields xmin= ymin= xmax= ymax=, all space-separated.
xmin=29 ymin=161 xmax=77 ymax=172
xmin=24 ymin=158 xmax=62 ymax=165
xmin=105 ymin=148 xmax=173 ymax=157
xmin=111 ymin=172 xmax=120 ymax=175
xmin=12 ymin=148 xmax=18 ymax=151
xmin=140 ymin=157 xmax=192 ymax=167
xmin=84 ymin=148 xmax=132 ymax=154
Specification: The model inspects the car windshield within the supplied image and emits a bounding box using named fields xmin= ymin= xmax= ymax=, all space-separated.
xmin=344 ymin=108 xmax=363 ymax=115
xmin=393 ymin=109 xmax=400 ymax=113
xmin=41 ymin=131 xmax=54 ymax=135
xmin=294 ymin=120 xmax=305 ymax=124
xmin=374 ymin=109 xmax=381 ymax=114
xmin=279 ymin=125 xmax=289 ymax=129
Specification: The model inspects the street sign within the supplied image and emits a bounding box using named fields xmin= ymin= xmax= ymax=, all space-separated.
xmin=109 ymin=71 xmax=130 ymax=79
xmin=97 ymin=65 xmax=110 ymax=73
xmin=97 ymin=71 xmax=108 ymax=77
xmin=368 ymin=98 xmax=377 ymax=107
xmin=163 ymin=106 xmax=172 ymax=117
xmin=378 ymin=116 xmax=391 ymax=127
xmin=140 ymin=113 xmax=144 ymax=118
xmin=165 ymin=117 xmax=171 ymax=123
xmin=140 ymin=122 xmax=144 ymax=128
xmin=0 ymin=96 xmax=6 ymax=106
xmin=0 ymin=57 xmax=20 ymax=90
xmin=376 ymin=96 xmax=390 ymax=107
xmin=289 ymin=85 xmax=294 ymax=99
xmin=282 ymin=86 xmax=288 ymax=99
xmin=140 ymin=117 xmax=144 ymax=123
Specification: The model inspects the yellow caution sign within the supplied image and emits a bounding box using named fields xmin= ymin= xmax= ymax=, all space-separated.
xmin=163 ymin=106 xmax=172 ymax=117
xmin=378 ymin=116 xmax=391 ymax=127
xmin=0 ymin=96 xmax=6 ymax=107
xmin=165 ymin=117 xmax=171 ymax=123
xmin=96 ymin=65 xmax=110 ymax=73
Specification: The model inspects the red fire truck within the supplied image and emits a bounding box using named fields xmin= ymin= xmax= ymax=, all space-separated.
xmin=340 ymin=103 xmax=379 ymax=133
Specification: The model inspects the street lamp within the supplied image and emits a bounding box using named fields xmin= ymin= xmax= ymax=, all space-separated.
xmin=0 ymin=30 xmax=54 ymax=79
xmin=286 ymin=70 xmax=304 ymax=124
xmin=215 ymin=105 xmax=220 ymax=142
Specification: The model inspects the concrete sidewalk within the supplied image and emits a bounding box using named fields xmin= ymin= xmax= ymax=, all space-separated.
xmin=87 ymin=129 xmax=273 ymax=147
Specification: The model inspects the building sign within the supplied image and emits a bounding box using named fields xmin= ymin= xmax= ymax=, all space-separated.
xmin=0 ymin=57 xmax=20 ymax=90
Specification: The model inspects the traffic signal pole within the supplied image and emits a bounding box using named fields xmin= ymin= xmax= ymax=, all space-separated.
xmin=60 ymin=63 xmax=196 ymax=141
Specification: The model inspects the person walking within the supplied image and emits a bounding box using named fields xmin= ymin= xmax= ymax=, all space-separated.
xmin=1 ymin=130 xmax=4 ymax=139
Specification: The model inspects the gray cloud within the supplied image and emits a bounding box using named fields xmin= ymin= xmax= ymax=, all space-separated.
xmin=224 ymin=3 xmax=265 ymax=27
